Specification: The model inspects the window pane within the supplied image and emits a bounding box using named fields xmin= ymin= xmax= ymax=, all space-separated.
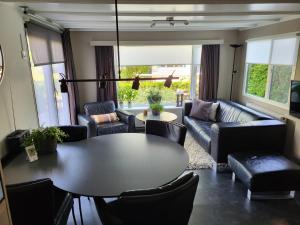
xmin=271 ymin=38 xmax=298 ymax=65
xmin=52 ymin=63 xmax=71 ymax=125
xmin=246 ymin=40 xmax=271 ymax=64
xmin=31 ymin=65 xmax=59 ymax=126
xmin=118 ymin=65 xmax=191 ymax=106
xmin=246 ymin=64 xmax=268 ymax=97
xmin=269 ymin=65 xmax=293 ymax=104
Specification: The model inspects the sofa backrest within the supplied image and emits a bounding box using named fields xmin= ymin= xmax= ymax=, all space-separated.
xmin=216 ymin=100 xmax=273 ymax=123
xmin=83 ymin=101 xmax=116 ymax=116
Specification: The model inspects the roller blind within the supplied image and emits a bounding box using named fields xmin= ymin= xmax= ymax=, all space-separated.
xmin=246 ymin=40 xmax=271 ymax=64
xmin=119 ymin=45 xmax=193 ymax=66
xmin=271 ymin=37 xmax=298 ymax=65
xmin=27 ymin=23 xmax=64 ymax=66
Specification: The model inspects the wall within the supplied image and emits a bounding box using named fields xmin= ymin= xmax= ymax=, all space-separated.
xmin=235 ymin=18 xmax=300 ymax=160
xmin=70 ymin=30 xmax=238 ymax=109
xmin=0 ymin=3 xmax=39 ymax=158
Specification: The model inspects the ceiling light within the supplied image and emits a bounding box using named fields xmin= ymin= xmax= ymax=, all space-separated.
xmin=132 ymin=76 xmax=140 ymax=90
xmin=164 ymin=75 xmax=173 ymax=88
xmin=150 ymin=22 xmax=156 ymax=28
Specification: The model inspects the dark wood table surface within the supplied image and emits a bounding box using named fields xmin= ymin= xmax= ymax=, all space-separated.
xmin=3 ymin=133 xmax=189 ymax=197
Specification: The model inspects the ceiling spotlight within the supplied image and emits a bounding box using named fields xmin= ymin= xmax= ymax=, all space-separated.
xmin=150 ymin=22 xmax=156 ymax=28
xmin=184 ymin=21 xmax=189 ymax=25
xmin=60 ymin=78 xmax=68 ymax=93
xmin=170 ymin=21 xmax=175 ymax=27
xmin=132 ymin=76 xmax=140 ymax=90
xmin=100 ymin=80 xmax=106 ymax=89
xmin=164 ymin=75 xmax=173 ymax=88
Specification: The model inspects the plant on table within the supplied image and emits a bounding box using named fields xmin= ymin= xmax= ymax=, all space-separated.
xmin=23 ymin=127 xmax=68 ymax=154
xmin=150 ymin=103 xmax=164 ymax=116
xmin=147 ymin=89 xmax=162 ymax=105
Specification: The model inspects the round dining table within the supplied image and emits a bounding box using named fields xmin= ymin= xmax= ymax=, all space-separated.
xmin=3 ymin=133 xmax=189 ymax=197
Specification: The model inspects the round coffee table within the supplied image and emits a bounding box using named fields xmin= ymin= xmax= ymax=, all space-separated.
xmin=4 ymin=133 xmax=188 ymax=197
xmin=136 ymin=111 xmax=177 ymax=123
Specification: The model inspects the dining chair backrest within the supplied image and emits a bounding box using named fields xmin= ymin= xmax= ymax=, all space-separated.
xmin=145 ymin=120 xmax=187 ymax=146
xmin=55 ymin=125 xmax=87 ymax=142
xmin=111 ymin=172 xmax=199 ymax=225
xmin=7 ymin=178 xmax=55 ymax=225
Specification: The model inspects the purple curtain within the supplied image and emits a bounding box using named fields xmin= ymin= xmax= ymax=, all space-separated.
xmin=61 ymin=29 xmax=80 ymax=125
xmin=199 ymin=45 xmax=220 ymax=100
xmin=95 ymin=46 xmax=118 ymax=106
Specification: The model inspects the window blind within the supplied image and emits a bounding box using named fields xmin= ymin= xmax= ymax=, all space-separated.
xmin=246 ymin=40 xmax=271 ymax=64
xmin=27 ymin=23 xmax=64 ymax=66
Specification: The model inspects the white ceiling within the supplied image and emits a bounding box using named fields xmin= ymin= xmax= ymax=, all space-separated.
xmin=16 ymin=3 xmax=300 ymax=31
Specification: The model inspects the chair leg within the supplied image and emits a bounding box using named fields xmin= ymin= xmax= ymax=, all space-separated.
xmin=71 ymin=205 xmax=78 ymax=225
xmin=78 ymin=197 xmax=84 ymax=225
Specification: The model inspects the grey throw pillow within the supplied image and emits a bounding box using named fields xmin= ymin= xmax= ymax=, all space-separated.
xmin=189 ymin=100 xmax=213 ymax=121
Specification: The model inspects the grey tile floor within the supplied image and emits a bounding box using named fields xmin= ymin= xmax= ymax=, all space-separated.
xmin=67 ymin=169 xmax=300 ymax=225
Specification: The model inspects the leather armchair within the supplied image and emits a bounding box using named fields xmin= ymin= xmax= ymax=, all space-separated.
xmin=93 ymin=172 xmax=199 ymax=225
xmin=78 ymin=101 xmax=135 ymax=137
xmin=7 ymin=178 xmax=75 ymax=225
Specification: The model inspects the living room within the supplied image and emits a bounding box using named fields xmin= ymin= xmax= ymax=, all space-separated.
xmin=0 ymin=1 xmax=300 ymax=225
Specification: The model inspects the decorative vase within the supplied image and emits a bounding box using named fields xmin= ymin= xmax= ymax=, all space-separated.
xmin=152 ymin=110 xmax=160 ymax=116
xmin=128 ymin=101 xmax=132 ymax=108
xmin=34 ymin=138 xmax=57 ymax=155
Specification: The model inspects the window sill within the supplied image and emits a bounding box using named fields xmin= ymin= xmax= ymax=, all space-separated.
xmin=120 ymin=105 xmax=183 ymax=111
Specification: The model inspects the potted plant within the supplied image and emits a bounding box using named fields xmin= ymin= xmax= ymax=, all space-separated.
xmin=147 ymin=89 xmax=162 ymax=105
xmin=150 ymin=103 xmax=164 ymax=116
xmin=23 ymin=127 xmax=67 ymax=155
xmin=125 ymin=88 xmax=138 ymax=108
xmin=117 ymin=87 xmax=126 ymax=108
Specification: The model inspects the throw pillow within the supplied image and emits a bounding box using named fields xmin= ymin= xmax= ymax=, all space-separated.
xmin=189 ymin=100 xmax=213 ymax=121
xmin=209 ymin=102 xmax=220 ymax=122
xmin=91 ymin=112 xmax=119 ymax=124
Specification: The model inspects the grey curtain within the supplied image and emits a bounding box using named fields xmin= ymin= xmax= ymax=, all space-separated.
xmin=62 ymin=29 xmax=80 ymax=125
xmin=199 ymin=45 xmax=220 ymax=100
xmin=27 ymin=23 xmax=64 ymax=66
xmin=95 ymin=46 xmax=118 ymax=106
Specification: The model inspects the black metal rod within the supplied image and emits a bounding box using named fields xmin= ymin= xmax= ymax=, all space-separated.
xmin=230 ymin=47 xmax=237 ymax=101
xmin=115 ymin=0 xmax=121 ymax=77
xmin=60 ymin=77 xmax=179 ymax=83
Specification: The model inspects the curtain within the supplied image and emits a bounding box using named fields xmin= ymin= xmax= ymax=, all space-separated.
xmin=95 ymin=46 xmax=118 ymax=106
xmin=199 ymin=45 xmax=220 ymax=100
xmin=62 ymin=29 xmax=80 ymax=125
xmin=27 ymin=23 xmax=64 ymax=66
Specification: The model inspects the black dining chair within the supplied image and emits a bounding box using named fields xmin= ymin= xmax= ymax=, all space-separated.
xmin=54 ymin=125 xmax=87 ymax=225
xmin=145 ymin=120 xmax=187 ymax=146
xmin=7 ymin=178 xmax=76 ymax=225
xmin=93 ymin=172 xmax=199 ymax=225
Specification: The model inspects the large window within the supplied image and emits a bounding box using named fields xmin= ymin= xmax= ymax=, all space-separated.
xmin=27 ymin=23 xmax=70 ymax=126
xmin=244 ymin=37 xmax=299 ymax=106
xmin=117 ymin=45 xmax=201 ymax=107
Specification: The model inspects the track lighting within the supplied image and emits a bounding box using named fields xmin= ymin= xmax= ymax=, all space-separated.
xmin=132 ymin=76 xmax=140 ymax=90
xmin=164 ymin=75 xmax=173 ymax=88
xmin=150 ymin=17 xmax=189 ymax=28
xmin=60 ymin=79 xmax=68 ymax=93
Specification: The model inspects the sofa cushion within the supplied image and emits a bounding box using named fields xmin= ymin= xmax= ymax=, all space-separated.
xmin=189 ymin=100 xmax=213 ymax=121
xmin=184 ymin=116 xmax=213 ymax=152
xmin=228 ymin=152 xmax=300 ymax=192
xmin=97 ymin=122 xmax=128 ymax=135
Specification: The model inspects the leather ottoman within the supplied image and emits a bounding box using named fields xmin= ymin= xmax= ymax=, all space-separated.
xmin=228 ymin=152 xmax=300 ymax=200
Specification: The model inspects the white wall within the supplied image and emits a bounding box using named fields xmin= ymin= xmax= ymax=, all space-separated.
xmin=0 ymin=3 xmax=39 ymax=158
xmin=234 ymin=18 xmax=300 ymax=160
xmin=70 ymin=30 xmax=238 ymax=110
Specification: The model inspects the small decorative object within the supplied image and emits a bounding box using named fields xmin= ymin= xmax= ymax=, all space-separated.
xmin=117 ymin=86 xmax=126 ymax=108
xmin=150 ymin=103 xmax=164 ymax=116
xmin=143 ymin=109 xmax=148 ymax=116
xmin=25 ymin=145 xmax=38 ymax=162
xmin=23 ymin=127 xmax=67 ymax=155
xmin=147 ymin=89 xmax=162 ymax=105
xmin=0 ymin=45 xmax=4 ymax=85
xmin=176 ymin=89 xmax=184 ymax=107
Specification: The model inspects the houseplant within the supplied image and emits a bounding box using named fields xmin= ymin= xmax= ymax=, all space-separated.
xmin=23 ymin=127 xmax=67 ymax=154
xmin=147 ymin=89 xmax=162 ymax=105
xmin=150 ymin=103 xmax=164 ymax=116
xmin=117 ymin=87 xmax=127 ymax=108
xmin=125 ymin=88 xmax=138 ymax=107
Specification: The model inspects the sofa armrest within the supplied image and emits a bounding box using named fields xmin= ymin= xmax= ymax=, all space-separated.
xmin=210 ymin=120 xmax=287 ymax=164
xmin=77 ymin=114 xmax=97 ymax=138
xmin=116 ymin=109 xmax=136 ymax=132
xmin=183 ymin=101 xmax=193 ymax=118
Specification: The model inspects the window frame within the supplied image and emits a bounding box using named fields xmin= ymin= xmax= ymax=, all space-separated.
xmin=243 ymin=35 xmax=299 ymax=109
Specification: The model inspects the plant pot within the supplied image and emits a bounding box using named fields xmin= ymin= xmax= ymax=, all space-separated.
xmin=152 ymin=110 xmax=160 ymax=116
xmin=119 ymin=101 xmax=124 ymax=108
xmin=128 ymin=101 xmax=132 ymax=108
xmin=34 ymin=138 xmax=57 ymax=155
